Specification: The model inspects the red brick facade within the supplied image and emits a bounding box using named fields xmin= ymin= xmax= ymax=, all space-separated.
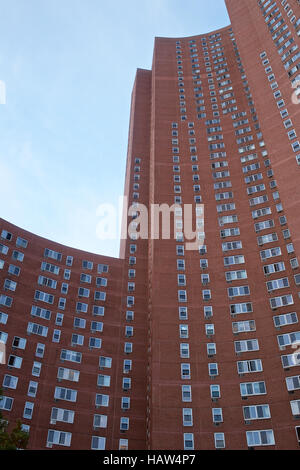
xmin=0 ymin=0 xmax=300 ymax=450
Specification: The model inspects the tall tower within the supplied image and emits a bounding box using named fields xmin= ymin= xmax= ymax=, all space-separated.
xmin=0 ymin=0 xmax=300 ymax=450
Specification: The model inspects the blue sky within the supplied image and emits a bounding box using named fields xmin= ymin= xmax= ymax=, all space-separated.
xmin=0 ymin=0 xmax=230 ymax=258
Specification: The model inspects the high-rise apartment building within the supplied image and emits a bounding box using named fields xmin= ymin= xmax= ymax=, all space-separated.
xmin=0 ymin=0 xmax=300 ymax=450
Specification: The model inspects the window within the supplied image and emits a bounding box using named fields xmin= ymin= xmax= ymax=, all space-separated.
xmin=30 ymin=309 xmax=48 ymax=327
xmin=8 ymin=264 xmax=20 ymax=276
xmin=242 ymin=397 xmax=269 ymax=418
xmin=181 ymin=363 xmax=191 ymax=379
xmin=76 ymin=302 xmax=88 ymax=313
xmin=233 ymin=320 xmax=256 ymax=334
xmin=214 ymin=433 xmax=225 ymax=449
xmin=0 ymin=243 xmax=9 ymax=255
xmin=61 ymin=283 xmax=68 ymax=295
xmin=273 ymin=311 xmax=298 ymax=328
xmin=52 ymin=330 xmax=61 ymax=343
xmin=97 ymin=374 xmax=111 ymax=388
xmin=287 ymin=243 xmax=295 ymax=254
xmin=230 ymin=302 xmax=253 ymax=316
xmin=12 ymin=336 xmax=27 ymax=350
xmin=179 ymin=324 xmax=189 ymax=339
xmin=249 ymin=195 xmax=268 ymax=206
xmin=184 ymin=433 xmax=194 ymax=450
xmin=219 ymin=215 xmax=238 ymax=227
xmin=270 ymin=294 xmax=294 ymax=309
xmin=178 ymin=290 xmax=187 ymax=302
xmin=78 ymin=287 xmax=90 ymax=298
xmin=34 ymin=290 xmax=54 ymax=305
xmin=2 ymin=374 xmax=18 ymax=390
xmin=222 ymin=241 xmax=243 ymax=252
xmin=210 ymin=384 xmax=221 ymax=400
xmin=98 ymin=264 xmax=108 ymax=274
xmin=80 ymin=273 xmax=91 ymax=284
xmin=183 ymin=408 xmax=193 ymax=426
xmin=212 ymin=408 xmax=223 ymax=423
xmin=286 ymin=375 xmax=300 ymax=392
xmin=207 ymin=343 xmax=216 ymax=356
xmin=206 ymin=324 xmax=215 ymax=336
xmin=38 ymin=275 xmax=57 ymax=290
xmin=237 ymin=359 xmax=263 ymax=374
xmin=27 ymin=322 xmax=48 ymax=337
xmin=204 ymin=306 xmax=213 ymax=319
xmin=27 ymin=381 xmax=38 ymax=398
xmin=95 ymin=394 xmax=109 ymax=408
xmin=93 ymin=414 xmax=107 ymax=429
xmin=91 ymin=321 xmax=103 ymax=333
xmin=180 ymin=343 xmax=190 ymax=358
xmin=182 ymin=385 xmax=192 ymax=402
xmin=224 ymin=255 xmax=245 ymax=266
xmin=0 ymin=312 xmax=8 ymax=325
xmin=89 ymin=337 xmax=102 ymax=349
xmin=263 ymin=261 xmax=285 ymax=275
xmin=121 ymin=397 xmax=130 ymax=410
xmin=260 ymin=247 xmax=281 ymax=261
xmin=47 ymin=430 xmax=72 ymax=448
xmin=0 ymin=395 xmax=13 ymax=411
xmin=235 ymin=339 xmax=259 ymax=353
xmin=51 ymin=407 xmax=75 ymax=424
xmin=200 ymin=259 xmax=208 ymax=269
xmin=277 ymin=331 xmax=300 ymax=348
xmin=32 ymin=361 xmax=42 ymax=377
xmin=82 ymin=260 xmax=93 ymax=270
xmin=228 ymin=285 xmax=250 ymax=298
xmin=240 ymin=381 xmax=266 ymax=397
xmin=71 ymin=334 xmax=84 ymax=347
xmin=23 ymin=402 xmax=34 ymax=420
xmin=66 ymin=255 xmax=73 ymax=266
xmin=60 ymin=349 xmax=82 ymax=364
xmin=246 ymin=430 xmax=275 ymax=447
xmin=0 ymin=294 xmax=12 ymax=308
xmin=266 ymin=277 xmax=289 ymax=292
xmin=16 ymin=236 xmax=28 ymax=249
xmin=282 ymin=229 xmax=290 ymax=239
xmin=209 ymin=363 xmax=219 ymax=377
xmin=93 ymin=306 xmax=104 ymax=316
xmin=44 ymin=248 xmax=62 ymax=262
xmin=123 ymin=359 xmax=132 ymax=374
xmin=1 ymin=230 xmax=12 ymax=241
xmin=257 ymin=232 xmax=278 ymax=245
xmin=58 ymin=298 xmax=66 ymax=310
xmin=252 ymin=206 xmax=272 ymax=219
xmin=122 ymin=378 xmax=131 ymax=391
xmin=126 ymin=311 xmax=134 ymax=322
xmin=226 ymin=270 xmax=247 ymax=282
xmin=290 ymin=400 xmax=300 ymax=418
xmin=203 ymin=289 xmax=211 ymax=301
xmin=64 ymin=269 xmax=71 ymax=280
xmin=221 ymin=227 xmax=240 ymax=238
xmin=0 ymin=331 xmax=8 ymax=346
xmin=99 ymin=356 xmax=112 ymax=369
xmin=74 ymin=317 xmax=86 ymax=329
xmin=57 ymin=367 xmax=80 ymax=383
